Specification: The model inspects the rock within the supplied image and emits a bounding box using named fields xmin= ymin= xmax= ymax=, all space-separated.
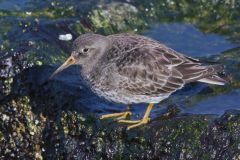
xmin=89 ymin=2 xmax=145 ymax=34
xmin=0 ymin=66 xmax=240 ymax=159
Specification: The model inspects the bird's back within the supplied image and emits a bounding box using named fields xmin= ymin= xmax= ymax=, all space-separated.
xmin=107 ymin=33 xmax=226 ymax=84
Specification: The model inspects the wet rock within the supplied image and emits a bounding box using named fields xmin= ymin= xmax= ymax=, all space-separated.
xmin=89 ymin=2 xmax=145 ymax=34
xmin=0 ymin=66 xmax=240 ymax=159
xmin=0 ymin=96 xmax=44 ymax=159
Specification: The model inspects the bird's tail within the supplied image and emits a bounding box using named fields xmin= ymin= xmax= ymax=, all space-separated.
xmin=198 ymin=75 xmax=227 ymax=85
xmin=197 ymin=64 xmax=229 ymax=85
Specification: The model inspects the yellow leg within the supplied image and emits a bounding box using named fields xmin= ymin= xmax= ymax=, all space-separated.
xmin=100 ymin=105 xmax=132 ymax=120
xmin=118 ymin=103 xmax=154 ymax=130
xmin=100 ymin=111 xmax=132 ymax=120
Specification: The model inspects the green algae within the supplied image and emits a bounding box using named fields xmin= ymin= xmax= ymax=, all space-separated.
xmin=0 ymin=96 xmax=45 ymax=159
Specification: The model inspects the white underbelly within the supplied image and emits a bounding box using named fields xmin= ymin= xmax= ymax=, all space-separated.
xmin=92 ymin=88 xmax=170 ymax=104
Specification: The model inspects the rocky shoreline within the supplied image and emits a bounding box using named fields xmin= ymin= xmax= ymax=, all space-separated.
xmin=0 ymin=66 xmax=239 ymax=159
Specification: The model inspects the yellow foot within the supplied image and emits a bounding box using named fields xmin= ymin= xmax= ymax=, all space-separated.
xmin=118 ymin=117 xmax=150 ymax=130
xmin=100 ymin=111 xmax=132 ymax=120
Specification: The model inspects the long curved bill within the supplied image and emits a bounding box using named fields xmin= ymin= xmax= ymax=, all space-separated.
xmin=49 ymin=56 xmax=76 ymax=79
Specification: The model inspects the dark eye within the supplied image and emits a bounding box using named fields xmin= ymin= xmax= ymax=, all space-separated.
xmin=83 ymin=48 xmax=89 ymax=52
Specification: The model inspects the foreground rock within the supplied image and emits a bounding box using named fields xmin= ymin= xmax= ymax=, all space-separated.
xmin=0 ymin=66 xmax=240 ymax=159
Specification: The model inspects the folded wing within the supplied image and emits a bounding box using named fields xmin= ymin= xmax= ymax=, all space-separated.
xmin=113 ymin=36 xmax=226 ymax=96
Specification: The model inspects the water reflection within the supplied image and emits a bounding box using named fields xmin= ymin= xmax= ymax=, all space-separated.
xmin=183 ymin=89 xmax=240 ymax=115
xmin=0 ymin=0 xmax=29 ymax=10
xmin=144 ymin=23 xmax=237 ymax=57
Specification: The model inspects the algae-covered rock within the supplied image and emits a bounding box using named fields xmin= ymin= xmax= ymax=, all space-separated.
xmin=0 ymin=66 xmax=240 ymax=159
xmin=0 ymin=96 xmax=45 ymax=159
xmin=89 ymin=2 xmax=146 ymax=34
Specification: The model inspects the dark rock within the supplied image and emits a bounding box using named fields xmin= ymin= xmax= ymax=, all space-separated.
xmin=0 ymin=66 xmax=240 ymax=159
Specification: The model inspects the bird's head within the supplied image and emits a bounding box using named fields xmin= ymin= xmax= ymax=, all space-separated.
xmin=49 ymin=33 xmax=110 ymax=79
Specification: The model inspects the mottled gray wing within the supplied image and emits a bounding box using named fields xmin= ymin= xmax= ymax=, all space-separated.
xmin=115 ymin=46 xmax=185 ymax=96
xmin=109 ymin=34 xmax=224 ymax=96
xmin=175 ymin=56 xmax=225 ymax=83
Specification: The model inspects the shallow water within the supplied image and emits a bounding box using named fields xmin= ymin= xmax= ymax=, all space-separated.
xmin=0 ymin=0 xmax=240 ymax=118
xmin=144 ymin=23 xmax=237 ymax=57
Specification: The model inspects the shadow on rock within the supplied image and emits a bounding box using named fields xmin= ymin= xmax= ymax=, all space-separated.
xmin=0 ymin=65 xmax=110 ymax=159
xmin=0 ymin=65 xmax=240 ymax=159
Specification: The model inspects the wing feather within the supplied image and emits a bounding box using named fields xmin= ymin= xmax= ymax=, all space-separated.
xmin=106 ymin=34 xmax=225 ymax=96
xmin=113 ymin=44 xmax=184 ymax=95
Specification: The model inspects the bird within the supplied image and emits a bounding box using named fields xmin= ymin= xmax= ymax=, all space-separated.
xmin=49 ymin=33 xmax=227 ymax=130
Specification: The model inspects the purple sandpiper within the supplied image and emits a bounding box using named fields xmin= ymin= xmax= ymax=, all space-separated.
xmin=50 ymin=33 xmax=227 ymax=130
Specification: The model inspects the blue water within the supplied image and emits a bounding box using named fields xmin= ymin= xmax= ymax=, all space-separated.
xmin=0 ymin=0 xmax=30 ymax=10
xmin=144 ymin=23 xmax=237 ymax=57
